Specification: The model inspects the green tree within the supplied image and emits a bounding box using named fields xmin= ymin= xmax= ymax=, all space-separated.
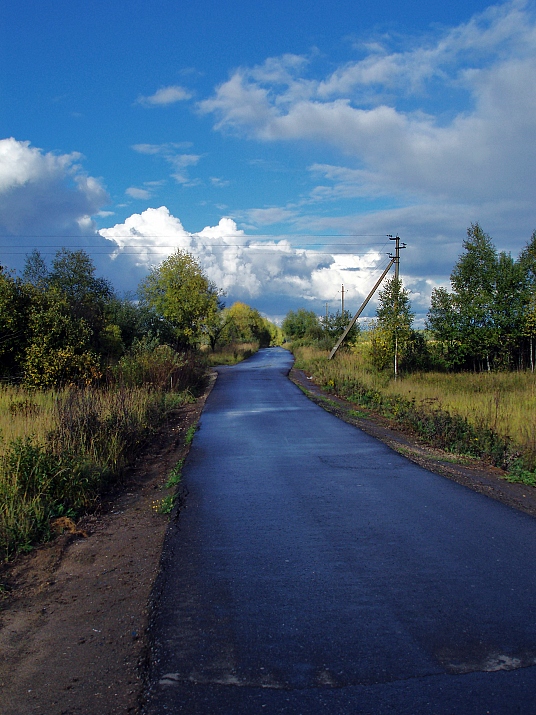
xmin=450 ymin=224 xmax=498 ymax=370
xmin=139 ymin=250 xmax=222 ymax=349
xmin=282 ymin=308 xmax=323 ymax=342
xmin=371 ymin=277 xmax=414 ymax=375
xmin=426 ymin=287 xmax=463 ymax=369
xmin=0 ymin=269 xmax=32 ymax=378
xmin=221 ymin=302 xmax=272 ymax=347
xmin=321 ymin=309 xmax=360 ymax=347
xmin=23 ymin=287 xmax=101 ymax=388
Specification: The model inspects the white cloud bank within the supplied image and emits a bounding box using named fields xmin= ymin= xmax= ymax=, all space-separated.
xmin=0 ymin=137 xmax=108 ymax=238
xmin=199 ymin=1 xmax=536 ymax=204
xmin=99 ymin=206 xmax=388 ymax=317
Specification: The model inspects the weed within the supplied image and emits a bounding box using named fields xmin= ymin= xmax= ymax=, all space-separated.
xmin=185 ymin=424 xmax=197 ymax=445
xmin=165 ymin=460 xmax=184 ymax=488
xmin=152 ymin=495 xmax=175 ymax=514
xmin=291 ymin=345 xmax=534 ymax=473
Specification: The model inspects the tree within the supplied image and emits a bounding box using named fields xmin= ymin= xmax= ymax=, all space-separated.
xmin=282 ymin=308 xmax=323 ymax=341
xmin=371 ymin=277 xmax=414 ymax=375
xmin=450 ymin=223 xmax=498 ymax=370
xmin=139 ymin=250 xmax=222 ymax=349
xmin=426 ymin=287 xmax=463 ymax=370
xmin=321 ymin=309 xmax=360 ymax=347
xmin=221 ymin=302 xmax=271 ymax=347
xmin=23 ymin=287 xmax=101 ymax=388
xmin=0 ymin=269 xmax=32 ymax=378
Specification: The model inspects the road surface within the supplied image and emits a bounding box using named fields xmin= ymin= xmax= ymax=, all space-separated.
xmin=144 ymin=348 xmax=536 ymax=714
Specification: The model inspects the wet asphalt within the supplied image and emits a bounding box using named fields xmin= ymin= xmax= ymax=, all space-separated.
xmin=144 ymin=347 xmax=536 ymax=714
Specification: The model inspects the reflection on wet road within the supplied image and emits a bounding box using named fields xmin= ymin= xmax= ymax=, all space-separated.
xmin=144 ymin=347 xmax=536 ymax=714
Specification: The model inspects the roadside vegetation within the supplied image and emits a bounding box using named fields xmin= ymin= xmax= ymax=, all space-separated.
xmin=0 ymin=247 xmax=280 ymax=561
xmin=284 ymin=224 xmax=536 ymax=486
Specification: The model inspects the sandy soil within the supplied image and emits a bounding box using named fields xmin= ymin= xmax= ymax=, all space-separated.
xmin=1 ymin=366 xmax=535 ymax=715
xmin=0 ymin=376 xmax=215 ymax=715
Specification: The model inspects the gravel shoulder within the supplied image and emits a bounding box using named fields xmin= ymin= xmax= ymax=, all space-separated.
xmin=0 ymin=375 xmax=215 ymax=715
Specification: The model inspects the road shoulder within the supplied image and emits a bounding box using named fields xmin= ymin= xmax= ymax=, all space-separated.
xmin=289 ymin=367 xmax=536 ymax=519
xmin=0 ymin=374 xmax=215 ymax=715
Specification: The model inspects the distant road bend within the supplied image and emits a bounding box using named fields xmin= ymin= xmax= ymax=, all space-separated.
xmin=144 ymin=347 xmax=536 ymax=714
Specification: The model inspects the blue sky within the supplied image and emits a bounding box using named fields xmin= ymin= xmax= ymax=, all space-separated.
xmin=1 ymin=0 xmax=536 ymax=323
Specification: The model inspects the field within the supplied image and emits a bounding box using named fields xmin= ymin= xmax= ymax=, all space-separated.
xmin=293 ymin=345 xmax=536 ymax=477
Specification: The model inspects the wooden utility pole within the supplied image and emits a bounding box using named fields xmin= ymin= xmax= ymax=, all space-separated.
xmin=329 ymin=235 xmax=405 ymax=361
xmin=388 ymin=235 xmax=405 ymax=380
xmin=329 ymin=258 xmax=395 ymax=360
xmin=340 ymin=284 xmax=345 ymax=314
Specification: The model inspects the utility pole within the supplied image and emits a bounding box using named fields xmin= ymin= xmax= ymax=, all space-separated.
xmin=329 ymin=235 xmax=406 ymax=361
xmin=325 ymin=302 xmax=329 ymax=322
xmin=329 ymin=258 xmax=395 ymax=360
xmin=340 ymin=284 xmax=345 ymax=314
xmin=388 ymin=235 xmax=406 ymax=380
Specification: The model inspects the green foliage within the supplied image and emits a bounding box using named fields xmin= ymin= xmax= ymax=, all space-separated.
xmin=0 ymin=269 xmax=32 ymax=378
xmin=23 ymin=287 xmax=102 ymax=388
xmin=370 ymin=277 xmax=416 ymax=373
xmin=165 ymin=459 xmax=184 ymax=488
xmin=427 ymin=224 xmax=536 ymax=371
xmin=112 ymin=337 xmax=184 ymax=389
xmin=185 ymin=423 xmax=197 ymax=445
xmin=139 ymin=249 xmax=222 ymax=349
xmin=321 ymin=309 xmax=360 ymax=347
xmin=282 ymin=308 xmax=323 ymax=342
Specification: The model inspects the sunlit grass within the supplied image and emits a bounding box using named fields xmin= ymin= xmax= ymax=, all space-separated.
xmin=0 ymin=384 xmax=194 ymax=562
xmin=0 ymin=386 xmax=58 ymax=452
xmin=292 ymin=344 xmax=536 ymax=468
xmin=203 ymin=342 xmax=258 ymax=366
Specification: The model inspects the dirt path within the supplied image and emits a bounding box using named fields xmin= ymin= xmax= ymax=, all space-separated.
xmin=1 ymin=366 xmax=535 ymax=715
xmin=0 ymin=376 xmax=215 ymax=715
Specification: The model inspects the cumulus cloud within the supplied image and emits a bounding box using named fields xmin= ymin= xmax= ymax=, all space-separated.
xmin=199 ymin=1 xmax=536 ymax=208
xmin=137 ymin=85 xmax=192 ymax=106
xmin=99 ymin=206 xmax=388 ymax=315
xmin=0 ymin=138 xmax=109 ymax=260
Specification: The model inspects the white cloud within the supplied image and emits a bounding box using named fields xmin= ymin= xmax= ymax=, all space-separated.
xmin=131 ymin=143 xmax=202 ymax=186
xmin=0 ymin=137 xmax=108 ymax=240
xmin=242 ymin=207 xmax=297 ymax=226
xmin=99 ymin=206 xmax=392 ymax=315
xmin=137 ymin=85 xmax=192 ymax=106
xmin=126 ymin=187 xmax=152 ymax=200
xmin=199 ymin=0 xmax=536 ymax=209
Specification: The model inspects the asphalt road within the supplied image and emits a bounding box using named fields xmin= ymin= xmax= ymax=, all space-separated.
xmin=144 ymin=348 xmax=536 ymax=714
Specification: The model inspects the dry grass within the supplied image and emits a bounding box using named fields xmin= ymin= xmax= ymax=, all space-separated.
xmin=0 ymin=385 xmax=193 ymax=561
xmin=203 ymin=342 xmax=258 ymax=366
xmin=293 ymin=345 xmax=536 ymax=465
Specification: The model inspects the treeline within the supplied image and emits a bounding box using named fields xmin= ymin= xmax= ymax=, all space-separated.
xmin=0 ymin=247 xmax=279 ymax=560
xmin=0 ymin=247 xmax=280 ymax=388
xmin=284 ymin=224 xmax=536 ymax=374
xmin=427 ymin=224 xmax=536 ymax=371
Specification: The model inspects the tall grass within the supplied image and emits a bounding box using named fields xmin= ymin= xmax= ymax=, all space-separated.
xmin=0 ymin=385 xmax=193 ymax=562
xmin=293 ymin=345 xmax=536 ymax=476
xmin=202 ymin=342 xmax=258 ymax=366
